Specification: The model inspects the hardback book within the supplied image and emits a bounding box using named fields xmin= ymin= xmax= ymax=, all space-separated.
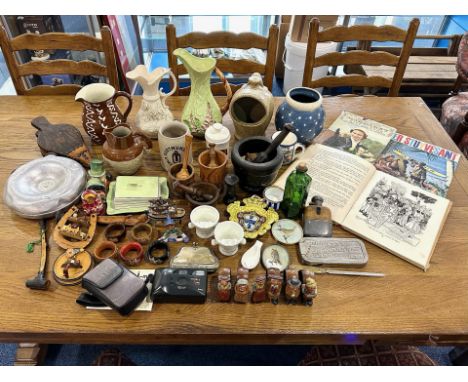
xmin=274 ymin=144 xmax=452 ymax=271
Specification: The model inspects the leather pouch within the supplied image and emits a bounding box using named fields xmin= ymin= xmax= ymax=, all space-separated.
xmin=81 ymin=259 xmax=149 ymax=315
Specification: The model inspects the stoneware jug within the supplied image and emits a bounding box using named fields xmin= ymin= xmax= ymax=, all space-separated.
xmin=275 ymin=87 xmax=324 ymax=145
xmin=173 ymin=48 xmax=231 ymax=138
xmin=102 ymin=124 xmax=152 ymax=175
xmin=126 ymin=65 xmax=177 ymax=139
xmin=229 ymin=72 xmax=274 ymax=139
xmin=75 ymin=83 xmax=133 ymax=145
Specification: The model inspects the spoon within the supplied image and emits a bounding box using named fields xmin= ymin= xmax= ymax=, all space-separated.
xmin=241 ymin=240 xmax=263 ymax=270
xmin=176 ymin=134 xmax=193 ymax=180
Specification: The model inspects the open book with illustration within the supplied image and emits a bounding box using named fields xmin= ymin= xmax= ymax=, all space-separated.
xmin=274 ymin=113 xmax=459 ymax=271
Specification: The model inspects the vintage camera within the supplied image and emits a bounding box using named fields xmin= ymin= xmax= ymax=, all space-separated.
xmin=151 ymin=268 xmax=208 ymax=304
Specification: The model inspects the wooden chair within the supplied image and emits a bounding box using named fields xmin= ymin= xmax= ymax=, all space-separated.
xmin=0 ymin=25 xmax=119 ymax=95
xmin=302 ymin=18 xmax=420 ymax=96
xmin=166 ymin=24 xmax=279 ymax=95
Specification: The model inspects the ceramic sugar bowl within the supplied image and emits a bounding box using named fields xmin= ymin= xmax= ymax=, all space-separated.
xmin=229 ymin=72 xmax=274 ymax=139
xmin=275 ymin=87 xmax=324 ymax=145
xmin=102 ymin=124 xmax=152 ymax=175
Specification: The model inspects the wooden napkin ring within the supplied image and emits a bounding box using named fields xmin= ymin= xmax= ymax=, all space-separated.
xmin=103 ymin=223 xmax=126 ymax=242
xmin=130 ymin=223 xmax=153 ymax=245
xmin=119 ymin=242 xmax=144 ymax=266
xmin=145 ymin=240 xmax=169 ymax=264
xmin=93 ymin=241 xmax=118 ymax=262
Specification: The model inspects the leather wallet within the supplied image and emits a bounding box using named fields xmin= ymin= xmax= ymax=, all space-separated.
xmin=81 ymin=259 xmax=149 ymax=315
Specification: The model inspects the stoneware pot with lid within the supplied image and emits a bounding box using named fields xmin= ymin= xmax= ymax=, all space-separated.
xmin=229 ymin=72 xmax=274 ymax=139
xmin=275 ymin=87 xmax=324 ymax=145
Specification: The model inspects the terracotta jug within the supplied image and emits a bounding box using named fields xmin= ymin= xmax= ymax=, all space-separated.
xmin=102 ymin=124 xmax=152 ymax=175
xmin=126 ymin=65 xmax=177 ymax=138
xmin=173 ymin=48 xmax=231 ymax=138
xmin=75 ymin=83 xmax=133 ymax=145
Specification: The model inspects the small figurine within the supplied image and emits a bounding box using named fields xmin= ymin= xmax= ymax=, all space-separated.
xmin=267 ymin=268 xmax=283 ymax=305
xmin=217 ymin=268 xmax=232 ymax=302
xmin=234 ymin=267 xmax=250 ymax=304
xmin=285 ymin=268 xmax=302 ymax=305
xmin=303 ymin=195 xmax=333 ymax=237
xmin=251 ymin=273 xmax=267 ymax=303
xmin=81 ymin=189 xmax=105 ymax=216
xmin=147 ymin=198 xmax=185 ymax=225
xmin=301 ymin=270 xmax=318 ymax=307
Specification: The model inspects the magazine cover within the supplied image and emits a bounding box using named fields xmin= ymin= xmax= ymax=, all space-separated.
xmin=314 ymin=111 xmax=397 ymax=162
xmin=374 ymin=133 xmax=461 ymax=197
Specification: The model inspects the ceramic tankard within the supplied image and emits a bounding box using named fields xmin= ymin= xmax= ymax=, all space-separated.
xmin=157 ymin=121 xmax=193 ymax=171
xmin=75 ymin=83 xmax=132 ymax=144
xmin=271 ymin=131 xmax=305 ymax=165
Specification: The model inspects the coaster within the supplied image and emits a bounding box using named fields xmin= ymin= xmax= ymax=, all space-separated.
xmin=262 ymin=244 xmax=290 ymax=271
xmin=271 ymin=219 xmax=303 ymax=244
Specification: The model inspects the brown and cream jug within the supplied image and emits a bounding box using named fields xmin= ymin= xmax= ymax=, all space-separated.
xmin=75 ymin=83 xmax=133 ymax=144
xmin=102 ymin=124 xmax=152 ymax=175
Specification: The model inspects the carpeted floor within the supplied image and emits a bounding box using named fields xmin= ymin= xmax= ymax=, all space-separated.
xmin=0 ymin=343 xmax=456 ymax=366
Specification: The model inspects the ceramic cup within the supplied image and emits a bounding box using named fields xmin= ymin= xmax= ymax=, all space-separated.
xmin=271 ymin=131 xmax=305 ymax=165
xmin=158 ymin=121 xmax=193 ymax=171
xmin=188 ymin=205 xmax=220 ymax=239
xmin=263 ymin=185 xmax=284 ymax=211
xmin=211 ymin=221 xmax=246 ymax=256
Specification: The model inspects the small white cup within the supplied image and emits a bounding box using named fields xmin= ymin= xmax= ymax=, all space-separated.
xmin=211 ymin=221 xmax=246 ymax=256
xmin=272 ymin=131 xmax=305 ymax=165
xmin=188 ymin=205 xmax=220 ymax=239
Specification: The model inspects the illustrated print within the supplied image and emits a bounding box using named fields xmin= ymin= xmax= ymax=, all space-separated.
xmin=357 ymin=178 xmax=436 ymax=246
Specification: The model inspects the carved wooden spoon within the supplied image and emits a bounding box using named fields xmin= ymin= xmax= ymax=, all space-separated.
xmin=176 ymin=134 xmax=193 ymax=180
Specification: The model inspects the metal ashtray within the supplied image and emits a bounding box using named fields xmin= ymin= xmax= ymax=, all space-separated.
xmin=3 ymin=155 xmax=86 ymax=219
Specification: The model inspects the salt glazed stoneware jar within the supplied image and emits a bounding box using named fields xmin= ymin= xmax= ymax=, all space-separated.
xmin=275 ymin=87 xmax=325 ymax=145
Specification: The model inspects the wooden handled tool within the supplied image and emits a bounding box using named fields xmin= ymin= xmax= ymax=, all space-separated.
xmin=25 ymin=219 xmax=51 ymax=290
xmin=175 ymin=134 xmax=193 ymax=180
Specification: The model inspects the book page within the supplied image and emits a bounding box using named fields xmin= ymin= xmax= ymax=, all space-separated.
xmin=375 ymin=133 xmax=461 ymax=197
xmin=274 ymin=144 xmax=375 ymax=224
xmin=342 ymin=172 xmax=451 ymax=271
xmin=314 ymin=111 xmax=397 ymax=162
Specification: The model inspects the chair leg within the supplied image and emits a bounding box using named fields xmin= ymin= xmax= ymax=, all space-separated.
xmin=14 ymin=343 xmax=48 ymax=366
xmin=449 ymin=347 xmax=468 ymax=365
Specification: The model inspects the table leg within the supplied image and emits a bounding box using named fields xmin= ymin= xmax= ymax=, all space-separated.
xmin=14 ymin=343 xmax=48 ymax=366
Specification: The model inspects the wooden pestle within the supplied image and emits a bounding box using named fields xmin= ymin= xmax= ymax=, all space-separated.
xmin=207 ymin=143 xmax=218 ymax=167
xmin=250 ymin=123 xmax=293 ymax=163
xmin=174 ymin=182 xmax=215 ymax=202
xmin=176 ymin=134 xmax=193 ymax=180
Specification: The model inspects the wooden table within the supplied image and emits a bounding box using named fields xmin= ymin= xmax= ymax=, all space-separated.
xmin=1 ymin=96 xmax=467 ymax=365
xmin=361 ymin=56 xmax=458 ymax=84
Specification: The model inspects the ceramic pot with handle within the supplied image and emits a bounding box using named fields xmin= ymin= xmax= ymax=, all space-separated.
xmin=75 ymin=83 xmax=133 ymax=145
xmin=275 ymin=87 xmax=324 ymax=145
xmin=102 ymin=124 xmax=152 ymax=175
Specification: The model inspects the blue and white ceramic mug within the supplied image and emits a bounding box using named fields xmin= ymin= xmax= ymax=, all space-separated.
xmin=271 ymin=131 xmax=305 ymax=165
xmin=274 ymin=87 xmax=325 ymax=145
xmin=263 ymin=186 xmax=284 ymax=211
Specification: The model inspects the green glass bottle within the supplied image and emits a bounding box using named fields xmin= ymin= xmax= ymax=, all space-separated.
xmin=280 ymin=162 xmax=312 ymax=219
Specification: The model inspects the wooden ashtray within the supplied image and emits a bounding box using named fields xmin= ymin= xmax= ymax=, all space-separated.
xmin=53 ymin=248 xmax=93 ymax=286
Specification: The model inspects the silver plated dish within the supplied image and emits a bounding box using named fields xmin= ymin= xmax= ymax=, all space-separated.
xmin=3 ymin=155 xmax=86 ymax=219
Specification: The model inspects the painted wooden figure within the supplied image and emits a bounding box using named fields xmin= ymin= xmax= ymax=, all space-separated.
xmin=301 ymin=269 xmax=318 ymax=307
xmin=285 ymin=268 xmax=302 ymax=304
xmin=251 ymin=273 xmax=267 ymax=303
xmin=267 ymin=267 xmax=283 ymax=305
xmin=234 ymin=267 xmax=250 ymax=303
xmin=217 ymin=268 xmax=232 ymax=302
